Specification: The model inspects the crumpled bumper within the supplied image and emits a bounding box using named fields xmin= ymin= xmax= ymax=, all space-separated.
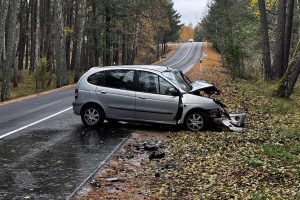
xmin=214 ymin=113 xmax=246 ymax=132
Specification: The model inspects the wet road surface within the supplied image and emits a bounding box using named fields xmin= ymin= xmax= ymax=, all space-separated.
xmin=0 ymin=110 xmax=131 ymax=199
xmin=0 ymin=42 xmax=203 ymax=199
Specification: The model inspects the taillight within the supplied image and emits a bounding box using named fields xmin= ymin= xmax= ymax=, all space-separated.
xmin=75 ymin=89 xmax=79 ymax=99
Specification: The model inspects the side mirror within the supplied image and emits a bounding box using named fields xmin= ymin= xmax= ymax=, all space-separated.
xmin=169 ymin=88 xmax=179 ymax=96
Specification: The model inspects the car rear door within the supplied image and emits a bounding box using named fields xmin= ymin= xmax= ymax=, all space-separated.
xmin=94 ymin=69 xmax=136 ymax=120
xmin=135 ymin=71 xmax=179 ymax=123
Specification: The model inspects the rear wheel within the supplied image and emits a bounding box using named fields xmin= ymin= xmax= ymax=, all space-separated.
xmin=81 ymin=105 xmax=104 ymax=127
xmin=185 ymin=110 xmax=208 ymax=132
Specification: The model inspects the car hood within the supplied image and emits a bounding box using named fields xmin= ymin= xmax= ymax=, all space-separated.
xmin=190 ymin=81 xmax=220 ymax=96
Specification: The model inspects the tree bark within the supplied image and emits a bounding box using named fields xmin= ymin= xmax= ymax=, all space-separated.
xmin=34 ymin=0 xmax=41 ymax=92
xmin=104 ymin=5 xmax=112 ymax=66
xmin=0 ymin=0 xmax=9 ymax=61
xmin=70 ymin=3 xmax=78 ymax=72
xmin=283 ymin=0 xmax=295 ymax=72
xmin=297 ymin=0 xmax=300 ymax=40
xmin=277 ymin=49 xmax=300 ymax=98
xmin=29 ymin=0 xmax=36 ymax=74
xmin=25 ymin=2 xmax=30 ymax=70
xmin=53 ymin=0 xmax=68 ymax=87
xmin=273 ymin=0 xmax=287 ymax=79
xmin=17 ymin=0 xmax=28 ymax=71
xmin=65 ymin=0 xmax=73 ymax=69
xmin=1 ymin=0 xmax=18 ymax=101
xmin=258 ymin=0 xmax=272 ymax=81
xmin=92 ymin=2 xmax=100 ymax=66
xmin=73 ymin=0 xmax=86 ymax=82
xmin=122 ymin=32 xmax=127 ymax=65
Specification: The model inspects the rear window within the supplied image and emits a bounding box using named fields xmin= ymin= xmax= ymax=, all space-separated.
xmin=87 ymin=71 xmax=106 ymax=86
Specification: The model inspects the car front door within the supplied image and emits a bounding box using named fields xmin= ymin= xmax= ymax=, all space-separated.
xmin=94 ymin=69 xmax=135 ymax=120
xmin=135 ymin=71 xmax=179 ymax=123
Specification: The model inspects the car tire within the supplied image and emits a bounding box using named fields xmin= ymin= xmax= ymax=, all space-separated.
xmin=81 ymin=105 xmax=104 ymax=128
xmin=185 ymin=110 xmax=208 ymax=132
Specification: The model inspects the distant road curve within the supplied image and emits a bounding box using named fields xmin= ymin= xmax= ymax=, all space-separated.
xmin=159 ymin=42 xmax=203 ymax=73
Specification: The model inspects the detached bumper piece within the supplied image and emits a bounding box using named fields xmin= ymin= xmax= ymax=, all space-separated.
xmin=214 ymin=113 xmax=246 ymax=132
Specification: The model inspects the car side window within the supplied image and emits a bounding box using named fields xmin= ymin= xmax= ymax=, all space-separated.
xmin=159 ymin=77 xmax=176 ymax=95
xmin=105 ymin=70 xmax=134 ymax=90
xmin=87 ymin=71 xmax=106 ymax=86
xmin=138 ymin=71 xmax=159 ymax=94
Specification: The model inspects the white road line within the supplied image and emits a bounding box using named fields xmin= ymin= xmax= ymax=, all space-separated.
xmin=167 ymin=43 xmax=194 ymax=67
xmin=0 ymin=107 xmax=72 ymax=139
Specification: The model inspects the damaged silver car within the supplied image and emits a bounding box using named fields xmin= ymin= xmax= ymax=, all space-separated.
xmin=73 ymin=65 xmax=246 ymax=132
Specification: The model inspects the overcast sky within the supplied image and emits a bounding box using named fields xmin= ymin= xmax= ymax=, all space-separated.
xmin=173 ymin=0 xmax=210 ymax=26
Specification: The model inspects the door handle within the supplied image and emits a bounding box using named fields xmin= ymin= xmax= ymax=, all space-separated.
xmin=100 ymin=91 xmax=107 ymax=94
xmin=139 ymin=96 xmax=146 ymax=99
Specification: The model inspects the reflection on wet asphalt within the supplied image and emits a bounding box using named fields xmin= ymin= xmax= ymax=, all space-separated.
xmin=0 ymin=111 xmax=131 ymax=199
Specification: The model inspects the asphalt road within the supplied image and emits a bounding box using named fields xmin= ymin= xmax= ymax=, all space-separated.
xmin=0 ymin=42 xmax=202 ymax=199
xmin=159 ymin=42 xmax=202 ymax=73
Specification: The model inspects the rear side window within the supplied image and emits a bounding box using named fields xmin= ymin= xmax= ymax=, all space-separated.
xmin=105 ymin=70 xmax=134 ymax=90
xmin=87 ymin=71 xmax=106 ymax=86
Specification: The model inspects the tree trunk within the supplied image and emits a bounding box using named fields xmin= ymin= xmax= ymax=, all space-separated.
xmin=104 ymin=6 xmax=112 ymax=66
xmin=29 ymin=0 xmax=36 ymax=74
xmin=122 ymin=32 xmax=127 ymax=65
xmin=273 ymin=0 xmax=287 ymax=79
xmin=277 ymin=51 xmax=300 ymax=98
xmin=0 ymin=0 xmax=9 ymax=61
xmin=283 ymin=0 xmax=295 ymax=72
xmin=258 ymin=0 xmax=272 ymax=81
xmin=18 ymin=0 xmax=27 ymax=71
xmin=53 ymin=0 xmax=68 ymax=87
xmin=128 ymin=22 xmax=139 ymax=65
xmin=1 ymin=0 xmax=18 ymax=101
xmin=25 ymin=2 xmax=30 ymax=70
xmin=65 ymin=0 xmax=73 ymax=69
xmin=73 ymin=0 xmax=86 ymax=82
xmin=92 ymin=2 xmax=100 ymax=66
xmin=34 ymin=0 xmax=41 ymax=92
xmin=297 ymin=0 xmax=300 ymax=40
xmin=70 ymin=3 xmax=78 ymax=71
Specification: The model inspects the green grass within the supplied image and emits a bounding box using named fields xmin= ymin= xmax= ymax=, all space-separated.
xmin=247 ymin=158 xmax=262 ymax=167
xmin=250 ymin=192 xmax=268 ymax=200
xmin=262 ymin=145 xmax=296 ymax=162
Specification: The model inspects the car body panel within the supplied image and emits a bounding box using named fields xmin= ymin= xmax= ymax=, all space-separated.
xmin=135 ymin=91 xmax=179 ymax=122
xmin=95 ymin=86 xmax=135 ymax=120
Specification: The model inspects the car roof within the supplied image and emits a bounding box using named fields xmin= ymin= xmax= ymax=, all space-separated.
xmin=90 ymin=65 xmax=177 ymax=73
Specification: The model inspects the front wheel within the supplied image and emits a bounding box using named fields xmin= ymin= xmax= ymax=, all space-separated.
xmin=81 ymin=105 xmax=104 ymax=127
xmin=185 ymin=111 xmax=208 ymax=132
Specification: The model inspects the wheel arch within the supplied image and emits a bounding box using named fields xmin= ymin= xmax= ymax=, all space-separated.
xmin=80 ymin=102 xmax=105 ymax=117
xmin=183 ymin=107 xmax=209 ymax=122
